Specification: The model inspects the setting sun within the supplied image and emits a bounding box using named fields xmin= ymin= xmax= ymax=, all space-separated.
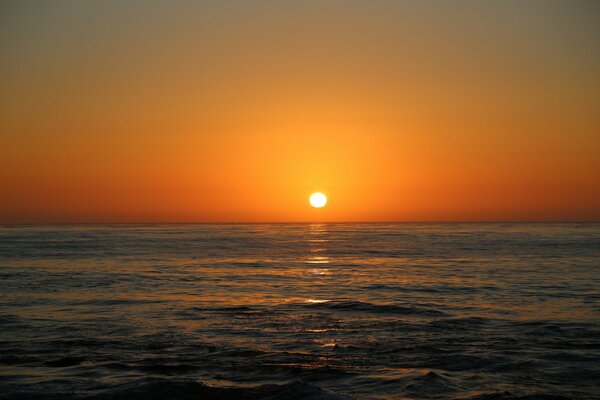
xmin=309 ymin=193 xmax=327 ymax=208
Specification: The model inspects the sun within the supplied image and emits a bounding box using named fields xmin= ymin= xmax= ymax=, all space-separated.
xmin=309 ymin=192 xmax=327 ymax=208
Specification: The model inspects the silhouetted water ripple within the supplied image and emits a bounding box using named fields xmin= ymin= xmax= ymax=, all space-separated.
xmin=1 ymin=223 xmax=599 ymax=399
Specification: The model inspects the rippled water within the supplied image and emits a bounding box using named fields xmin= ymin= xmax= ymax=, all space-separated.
xmin=1 ymin=223 xmax=599 ymax=399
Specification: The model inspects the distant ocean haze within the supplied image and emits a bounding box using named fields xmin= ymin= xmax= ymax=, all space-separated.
xmin=0 ymin=223 xmax=599 ymax=399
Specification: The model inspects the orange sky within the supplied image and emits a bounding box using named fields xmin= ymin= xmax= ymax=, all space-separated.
xmin=1 ymin=1 xmax=599 ymax=223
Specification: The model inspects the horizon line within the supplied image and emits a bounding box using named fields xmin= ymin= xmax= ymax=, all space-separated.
xmin=1 ymin=220 xmax=599 ymax=226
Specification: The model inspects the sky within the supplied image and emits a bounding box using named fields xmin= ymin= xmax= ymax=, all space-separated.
xmin=1 ymin=0 xmax=599 ymax=223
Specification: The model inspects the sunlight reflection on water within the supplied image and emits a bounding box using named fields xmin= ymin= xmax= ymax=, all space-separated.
xmin=1 ymin=223 xmax=599 ymax=399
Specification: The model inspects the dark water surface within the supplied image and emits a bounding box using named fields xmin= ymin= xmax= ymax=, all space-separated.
xmin=1 ymin=223 xmax=599 ymax=399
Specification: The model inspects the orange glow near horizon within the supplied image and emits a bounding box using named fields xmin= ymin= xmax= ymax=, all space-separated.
xmin=1 ymin=2 xmax=599 ymax=223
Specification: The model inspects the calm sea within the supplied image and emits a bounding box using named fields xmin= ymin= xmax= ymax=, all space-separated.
xmin=1 ymin=224 xmax=599 ymax=399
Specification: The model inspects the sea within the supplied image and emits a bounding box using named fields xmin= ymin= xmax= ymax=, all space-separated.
xmin=1 ymin=223 xmax=599 ymax=399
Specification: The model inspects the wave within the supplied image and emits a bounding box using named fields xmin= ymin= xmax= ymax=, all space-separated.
xmin=429 ymin=316 xmax=492 ymax=328
xmin=302 ymin=300 xmax=448 ymax=316
xmin=461 ymin=391 xmax=575 ymax=400
xmin=99 ymin=378 xmax=354 ymax=400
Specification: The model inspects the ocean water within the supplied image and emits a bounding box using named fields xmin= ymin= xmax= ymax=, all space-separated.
xmin=1 ymin=223 xmax=599 ymax=399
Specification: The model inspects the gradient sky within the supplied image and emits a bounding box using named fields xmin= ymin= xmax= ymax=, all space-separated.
xmin=1 ymin=0 xmax=599 ymax=222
